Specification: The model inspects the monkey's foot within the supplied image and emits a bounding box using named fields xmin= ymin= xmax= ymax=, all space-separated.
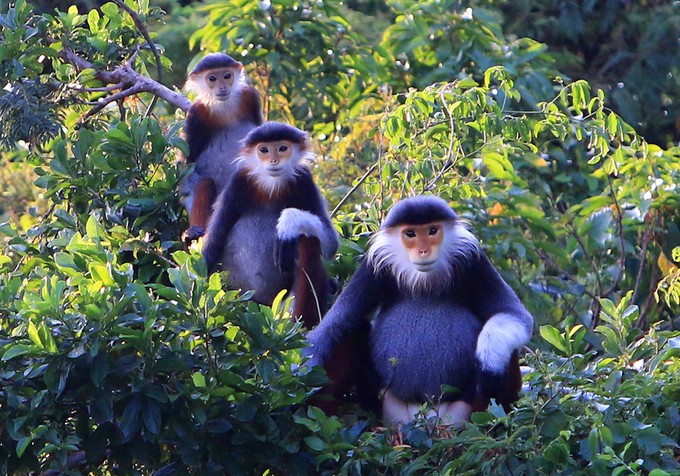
xmin=434 ymin=424 xmax=453 ymax=439
xmin=182 ymin=225 xmax=205 ymax=246
xmin=373 ymin=425 xmax=407 ymax=448
xmin=391 ymin=431 xmax=406 ymax=447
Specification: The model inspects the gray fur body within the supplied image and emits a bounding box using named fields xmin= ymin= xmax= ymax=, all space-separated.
xmin=221 ymin=205 xmax=293 ymax=304
xmin=371 ymin=297 xmax=482 ymax=402
xmin=180 ymin=120 xmax=258 ymax=213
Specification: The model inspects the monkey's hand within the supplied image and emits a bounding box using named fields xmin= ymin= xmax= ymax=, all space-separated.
xmin=276 ymin=208 xmax=325 ymax=271
xmin=277 ymin=208 xmax=325 ymax=240
xmin=182 ymin=225 xmax=205 ymax=245
xmin=303 ymin=329 xmax=328 ymax=368
xmin=274 ymin=238 xmax=298 ymax=272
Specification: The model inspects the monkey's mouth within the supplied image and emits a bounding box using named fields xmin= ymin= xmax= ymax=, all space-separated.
xmin=215 ymin=93 xmax=230 ymax=101
xmin=413 ymin=260 xmax=437 ymax=272
xmin=266 ymin=166 xmax=284 ymax=177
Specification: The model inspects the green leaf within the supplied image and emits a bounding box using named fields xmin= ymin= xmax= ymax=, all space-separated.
xmin=457 ymin=77 xmax=478 ymax=88
xmin=16 ymin=436 xmax=32 ymax=457
xmin=143 ymin=400 xmax=161 ymax=435
xmin=27 ymin=321 xmax=43 ymax=349
xmin=607 ymin=112 xmax=618 ymax=136
xmin=304 ymin=436 xmax=325 ymax=452
xmin=192 ymin=372 xmax=206 ymax=388
xmin=90 ymin=264 xmax=114 ymax=286
xmin=2 ymin=344 xmax=34 ymax=361
xmin=540 ymin=325 xmax=568 ymax=353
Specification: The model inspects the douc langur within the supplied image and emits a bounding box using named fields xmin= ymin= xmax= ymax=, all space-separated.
xmin=307 ymin=196 xmax=533 ymax=426
xmin=180 ymin=52 xmax=263 ymax=244
xmin=202 ymin=122 xmax=338 ymax=328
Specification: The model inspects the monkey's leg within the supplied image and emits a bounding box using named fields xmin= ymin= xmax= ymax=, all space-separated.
xmin=437 ymin=401 xmax=473 ymax=427
xmin=183 ymin=178 xmax=216 ymax=245
xmin=381 ymin=389 xmax=418 ymax=425
xmin=292 ymin=235 xmax=329 ymax=329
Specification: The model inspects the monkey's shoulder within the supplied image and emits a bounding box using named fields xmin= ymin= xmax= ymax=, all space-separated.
xmin=237 ymin=86 xmax=263 ymax=125
xmin=185 ymin=102 xmax=213 ymax=127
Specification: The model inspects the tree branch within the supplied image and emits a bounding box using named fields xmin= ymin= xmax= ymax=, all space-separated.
xmin=111 ymin=0 xmax=163 ymax=117
xmin=58 ymin=46 xmax=191 ymax=115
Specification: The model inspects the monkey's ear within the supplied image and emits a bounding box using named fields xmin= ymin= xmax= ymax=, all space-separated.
xmin=300 ymin=133 xmax=312 ymax=150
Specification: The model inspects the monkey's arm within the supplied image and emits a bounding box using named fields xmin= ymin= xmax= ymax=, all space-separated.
xmin=306 ymin=261 xmax=381 ymax=366
xmin=240 ymin=86 xmax=264 ymax=125
xmin=275 ymin=171 xmax=339 ymax=269
xmin=184 ymin=103 xmax=213 ymax=163
xmin=201 ymin=180 xmax=243 ymax=274
xmin=464 ymin=253 xmax=533 ymax=376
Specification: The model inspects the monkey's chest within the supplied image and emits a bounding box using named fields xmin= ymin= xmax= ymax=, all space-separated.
xmin=222 ymin=210 xmax=292 ymax=304
xmin=371 ymin=298 xmax=482 ymax=402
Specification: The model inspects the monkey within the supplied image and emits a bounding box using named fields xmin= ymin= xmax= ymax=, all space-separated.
xmin=180 ymin=52 xmax=263 ymax=244
xmin=201 ymin=121 xmax=338 ymax=328
xmin=306 ymin=196 xmax=533 ymax=426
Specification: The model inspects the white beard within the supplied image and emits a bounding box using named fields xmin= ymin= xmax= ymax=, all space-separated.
xmin=366 ymin=221 xmax=479 ymax=296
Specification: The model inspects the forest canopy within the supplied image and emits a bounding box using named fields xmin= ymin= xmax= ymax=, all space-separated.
xmin=0 ymin=0 xmax=679 ymax=474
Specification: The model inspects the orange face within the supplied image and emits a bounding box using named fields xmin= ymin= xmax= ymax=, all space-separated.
xmin=255 ymin=141 xmax=294 ymax=176
xmin=202 ymin=66 xmax=239 ymax=101
xmin=399 ymin=221 xmax=444 ymax=271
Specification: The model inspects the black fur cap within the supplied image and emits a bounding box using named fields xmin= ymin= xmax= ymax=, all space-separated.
xmin=191 ymin=53 xmax=241 ymax=75
xmin=243 ymin=122 xmax=308 ymax=146
xmin=382 ymin=196 xmax=457 ymax=228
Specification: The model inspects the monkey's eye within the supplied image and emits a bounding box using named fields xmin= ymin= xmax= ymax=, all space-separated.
xmin=224 ymin=72 xmax=232 ymax=79
xmin=404 ymin=230 xmax=416 ymax=238
xmin=259 ymin=146 xmax=270 ymax=154
xmin=428 ymin=226 xmax=439 ymax=236
xmin=278 ymin=145 xmax=288 ymax=153
xmin=208 ymin=75 xmax=217 ymax=82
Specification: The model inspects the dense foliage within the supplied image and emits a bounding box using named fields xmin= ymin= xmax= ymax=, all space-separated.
xmin=1 ymin=0 xmax=679 ymax=474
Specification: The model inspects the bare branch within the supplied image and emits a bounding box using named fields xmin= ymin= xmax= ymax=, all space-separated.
xmin=81 ymin=83 xmax=146 ymax=121
xmin=58 ymin=46 xmax=191 ymax=114
xmin=67 ymin=82 xmax=126 ymax=93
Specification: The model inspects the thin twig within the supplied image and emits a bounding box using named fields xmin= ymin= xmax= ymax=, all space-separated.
xmin=81 ymin=83 xmax=146 ymax=121
xmin=112 ymin=0 xmax=163 ymax=118
xmin=330 ymin=160 xmax=379 ymax=218
xmin=603 ymin=174 xmax=626 ymax=296
xmin=631 ymin=227 xmax=653 ymax=304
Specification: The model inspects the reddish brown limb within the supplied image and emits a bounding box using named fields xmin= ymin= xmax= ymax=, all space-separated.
xmin=182 ymin=178 xmax=216 ymax=246
xmin=294 ymin=236 xmax=358 ymax=415
xmin=309 ymin=344 xmax=354 ymax=415
xmin=292 ymin=235 xmax=329 ymax=329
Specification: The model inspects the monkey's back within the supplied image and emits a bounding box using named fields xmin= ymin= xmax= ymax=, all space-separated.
xmin=371 ymin=297 xmax=482 ymax=403
xmin=221 ymin=206 xmax=293 ymax=305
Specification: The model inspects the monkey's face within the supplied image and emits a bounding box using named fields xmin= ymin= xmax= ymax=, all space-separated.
xmin=202 ymin=67 xmax=239 ymax=101
xmin=255 ymin=141 xmax=295 ymax=178
xmin=399 ymin=222 xmax=444 ymax=272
